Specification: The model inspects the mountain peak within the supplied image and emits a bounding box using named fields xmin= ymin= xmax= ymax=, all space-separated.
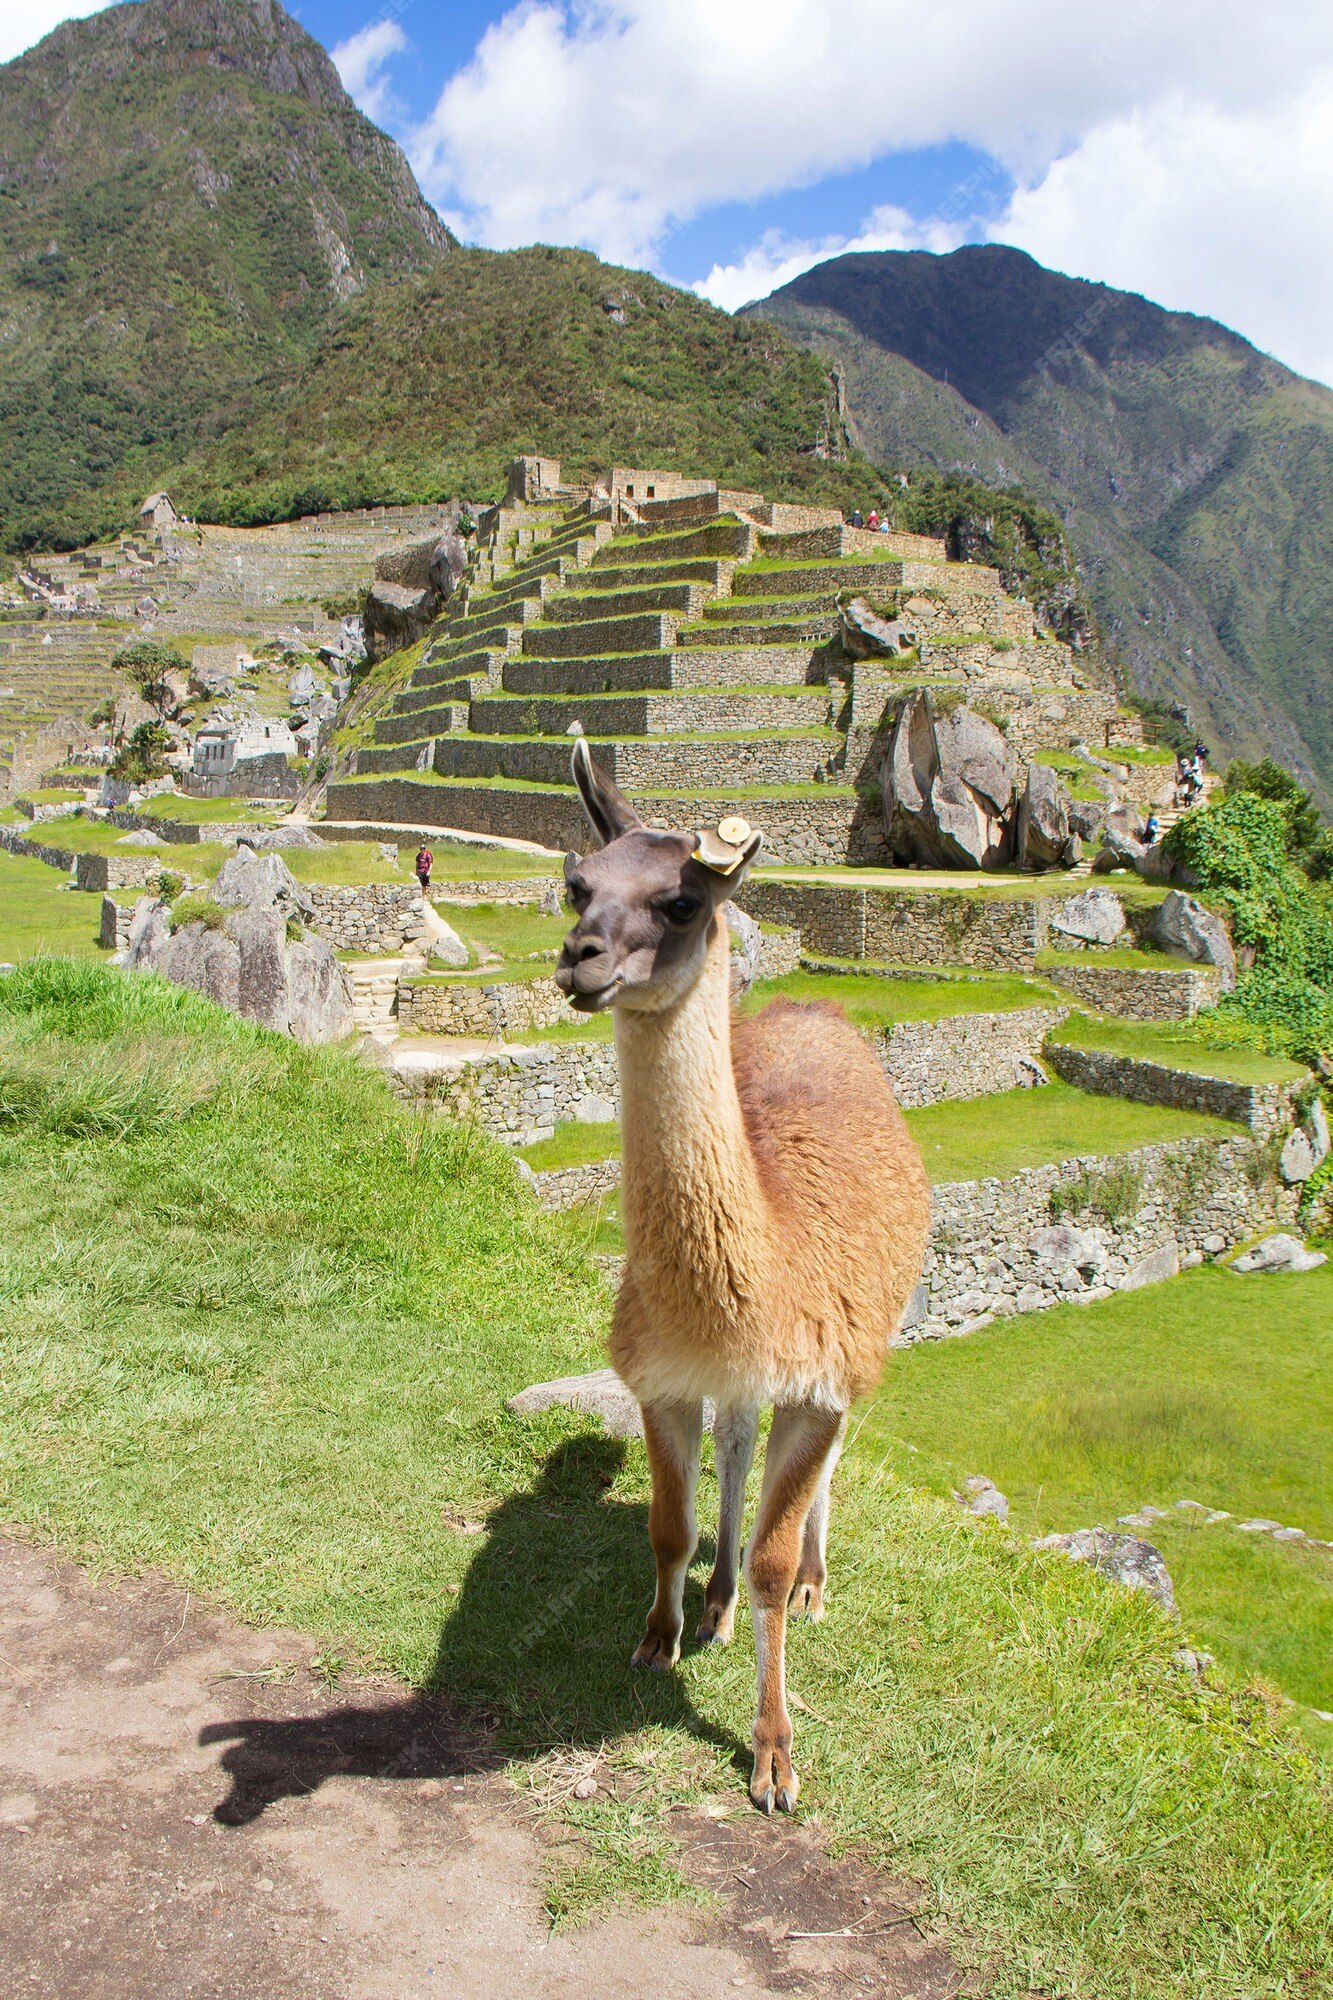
xmin=10 ymin=0 xmax=346 ymax=109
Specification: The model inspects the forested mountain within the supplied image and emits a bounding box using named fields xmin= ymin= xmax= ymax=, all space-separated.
xmin=749 ymin=246 xmax=1333 ymax=799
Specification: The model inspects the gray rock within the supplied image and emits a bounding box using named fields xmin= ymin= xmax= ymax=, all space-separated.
xmin=1202 ymin=1233 xmax=1227 ymax=1255
xmin=1230 ymin=1233 xmax=1327 ymax=1274
xmin=962 ymin=1475 xmax=1009 ymax=1523
xmin=1029 ymin=1223 xmax=1105 ymax=1276
xmin=899 ymin=1281 xmax=929 ymax=1331
xmin=127 ymin=883 xmax=352 ymax=1045
xmin=285 ymin=934 xmax=356 ymax=1044
xmin=1066 ymin=797 xmax=1108 ymax=843
xmin=229 ymin=905 xmax=292 ymax=1034
xmin=116 ymin=827 xmax=165 ymax=848
xmin=1091 ymin=824 xmax=1180 ymax=884
xmin=1235 ymin=1518 xmax=1282 ymax=1533
xmin=1280 ymin=1098 xmax=1329 ymax=1183
xmin=251 ymin=826 xmax=328 ymax=852
xmin=364 ymin=579 xmax=435 ymax=661
xmin=882 ymin=690 xmax=1017 ymax=869
xmin=1149 ymin=891 xmax=1236 ymax=991
xmin=1048 ymin=888 xmax=1126 ymax=946
xmin=838 ymin=596 xmax=913 ymax=659
xmin=1120 ymin=1242 xmax=1180 ymax=1290
xmin=1017 ymin=762 xmax=1077 ymax=872
xmin=213 ymin=848 xmax=313 ymax=919
xmin=1033 ymin=1528 xmax=1176 ymax=1615
xmin=507 ymin=1368 xmax=644 ymax=1439
xmin=725 ymin=902 xmax=763 ymax=997
xmin=573 ymin=1095 xmax=616 ymax=1124
xmin=421 ymin=901 xmax=469 ymax=968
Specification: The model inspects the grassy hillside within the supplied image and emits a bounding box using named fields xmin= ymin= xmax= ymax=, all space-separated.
xmin=749 ymin=247 xmax=1333 ymax=801
xmin=0 ymin=0 xmax=452 ymax=552
xmin=166 ymin=246 xmax=877 ymax=526
xmin=0 ymin=959 xmax=1328 ymax=1995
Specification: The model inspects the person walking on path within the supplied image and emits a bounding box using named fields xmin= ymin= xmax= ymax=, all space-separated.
xmin=415 ymin=843 xmax=433 ymax=890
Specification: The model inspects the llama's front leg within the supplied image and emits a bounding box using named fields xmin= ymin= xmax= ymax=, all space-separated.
xmin=744 ymin=1404 xmax=844 ymax=1813
xmin=697 ymin=1402 xmax=759 ymax=1646
xmin=632 ymin=1398 xmax=703 ymax=1672
xmin=790 ymin=1412 xmax=846 ymax=1622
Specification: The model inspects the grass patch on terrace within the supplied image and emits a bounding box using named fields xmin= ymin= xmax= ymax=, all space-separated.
xmin=137 ymin=795 xmax=286 ymax=825
xmin=518 ymin=1118 xmax=622 ymax=1173
xmin=905 ymin=1080 xmax=1239 ymax=1182
xmin=0 ymin=962 xmax=1326 ymax=1997
xmin=0 ymin=853 xmax=102 ymax=960
xmin=422 ymin=843 xmax=563 ymax=880
xmin=450 ymin=901 xmax=568 ymax=962
xmin=1049 ymin=1011 xmax=1310 ymax=1086
xmin=859 ymin=1266 xmax=1333 ymax=1730
xmin=741 ymin=968 xmax=1060 ymax=1026
xmin=1038 ymin=945 xmax=1185 ymax=971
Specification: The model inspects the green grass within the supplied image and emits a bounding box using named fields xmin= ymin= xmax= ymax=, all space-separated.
xmin=0 ymin=962 xmax=1328 ymax=1994
xmin=742 ymin=967 xmax=1062 ymax=1026
xmin=1039 ymin=945 xmax=1186 ymax=971
xmin=0 ymin=854 xmax=104 ymax=960
xmin=451 ymin=902 xmax=569 ymax=962
xmin=761 ymin=864 xmax=1172 ymax=901
xmin=1050 ymin=1011 xmax=1310 ymax=1085
xmin=137 ymin=795 xmax=285 ymax=825
xmin=519 ymin=1119 xmax=622 ymax=1172
xmin=420 ymin=842 xmax=563 ymax=880
xmin=904 ymin=1081 xmax=1240 ymax=1182
xmin=859 ymin=1267 xmax=1333 ymax=1724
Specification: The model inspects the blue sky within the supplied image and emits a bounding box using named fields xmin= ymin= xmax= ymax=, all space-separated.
xmin=9 ymin=0 xmax=1333 ymax=385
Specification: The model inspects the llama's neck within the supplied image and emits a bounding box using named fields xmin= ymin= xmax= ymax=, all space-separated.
xmin=614 ymin=918 xmax=768 ymax=1312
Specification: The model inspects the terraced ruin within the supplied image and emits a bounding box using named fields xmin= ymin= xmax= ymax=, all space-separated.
xmin=326 ymin=468 xmax=1150 ymax=864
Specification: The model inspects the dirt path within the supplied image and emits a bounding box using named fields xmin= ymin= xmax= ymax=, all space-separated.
xmin=0 ymin=1533 xmax=959 ymax=1999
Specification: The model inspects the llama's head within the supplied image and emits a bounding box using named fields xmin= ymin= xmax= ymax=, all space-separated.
xmin=555 ymin=739 xmax=763 ymax=1014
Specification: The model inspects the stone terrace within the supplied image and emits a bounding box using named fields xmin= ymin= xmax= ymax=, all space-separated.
xmin=325 ymin=470 xmax=1143 ymax=867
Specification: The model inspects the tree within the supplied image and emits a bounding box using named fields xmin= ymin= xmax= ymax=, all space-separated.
xmin=111 ymin=639 xmax=187 ymax=721
xmin=1223 ymin=757 xmax=1324 ymax=865
xmin=109 ymin=720 xmax=169 ymax=783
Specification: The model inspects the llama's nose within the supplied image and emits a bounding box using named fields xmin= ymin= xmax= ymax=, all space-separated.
xmin=556 ymin=929 xmax=613 ymax=995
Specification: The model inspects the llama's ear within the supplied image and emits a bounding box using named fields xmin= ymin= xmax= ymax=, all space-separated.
xmin=570 ymin=735 xmax=641 ymax=846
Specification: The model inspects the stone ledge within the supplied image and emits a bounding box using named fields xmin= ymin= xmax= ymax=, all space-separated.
xmin=1045 ymin=1041 xmax=1298 ymax=1135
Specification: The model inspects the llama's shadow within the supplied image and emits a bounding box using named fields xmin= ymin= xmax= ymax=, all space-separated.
xmin=202 ymin=1432 xmax=745 ymax=1824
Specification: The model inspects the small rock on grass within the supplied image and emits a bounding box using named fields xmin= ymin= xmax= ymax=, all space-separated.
xmin=1230 ymin=1233 xmax=1327 ymax=1273
xmin=1033 ymin=1528 xmax=1176 ymax=1615
xmin=960 ymin=1475 xmax=1009 ymax=1523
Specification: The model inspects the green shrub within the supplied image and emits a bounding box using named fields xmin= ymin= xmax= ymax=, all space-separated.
xmin=168 ymin=893 xmax=226 ymax=933
xmin=109 ymin=719 xmax=169 ymax=782
xmin=156 ymin=870 xmax=185 ymax=902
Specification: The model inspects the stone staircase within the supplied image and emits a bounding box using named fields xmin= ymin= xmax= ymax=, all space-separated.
xmin=327 ymin=479 xmax=1139 ymax=867
xmin=346 ymin=957 xmax=408 ymax=1043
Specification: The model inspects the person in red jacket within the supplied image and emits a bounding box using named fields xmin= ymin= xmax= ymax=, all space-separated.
xmin=415 ymin=843 xmax=433 ymax=890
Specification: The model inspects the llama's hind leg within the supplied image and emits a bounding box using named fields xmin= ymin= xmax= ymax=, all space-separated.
xmin=697 ymin=1402 xmax=759 ymax=1646
xmin=744 ymin=1404 xmax=844 ymax=1814
xmin=790 ymin=1412 xmax=846 ymax=1622
xmin=632 ymin=1398 xmax=703 ymax=1672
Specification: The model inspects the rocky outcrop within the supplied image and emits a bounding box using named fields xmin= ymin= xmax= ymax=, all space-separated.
xmin=837 ymin=596 xmax=914 ymax=659
xmin=126 ymin=849 xmax=353 ymax=1044
xmin=364 ymin=529 xmax=469 ymax=662
xmin=1148 ymin=891 xmax=1236 ymax=991
xmin=725 ymin=902 xmax=763 ymax=997
xmin=1017 ymin=762 xmax=1080 ymax=870
xmin=882 ymin=690 xmax=1018 ymax=869
xmin=1048 ymin=888 xmax=1126 ymax=946
xmin=1033 ymin=1528 xmax=1176 ymax=1615
xmin=1091 ymin=823 xmax=1179 ymax=884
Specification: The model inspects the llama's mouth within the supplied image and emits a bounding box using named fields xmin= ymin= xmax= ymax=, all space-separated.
xmin=567 ymin=976 xmax=622 ymax=1013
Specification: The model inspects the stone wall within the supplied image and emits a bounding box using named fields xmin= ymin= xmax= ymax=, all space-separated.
xmin=324 ymin=778 xmax=891 ymax=867
xmin=99 ymin=894 xmax=135 ymax=950
xmin=877 ymin=1007 xmax=1065 ymax=1109
xmin=389 ymin=1040 xmax=620 ymax=1145
xmin=1047 ymin=962 xmax=1221 ymax=1020
xmin=302 ymin=882 xmax=429 ymax=955
xmin=430 ymin=878 xmax=562 ymax=908
xmin=0 ymin=828 xmax=182 ymax=894
xmin=741 ymin=879 xmax=1048 ymax=969
xmin=531 ymin=1158 xmax=622 ymax=1212
xmin=398 ymin=973 xmax=568 ymax=1037
xmin=1044 ymin=1042 xmax=1297 ymax=1136
xmin=905 ymin=1132 xmax=1296 ymax=1343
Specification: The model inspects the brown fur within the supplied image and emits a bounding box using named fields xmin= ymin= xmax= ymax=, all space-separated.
xmin=555 ymin=744 xmax=931 ymax=1812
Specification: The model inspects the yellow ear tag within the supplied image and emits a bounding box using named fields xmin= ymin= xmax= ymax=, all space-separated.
xmin=692 ymin=817 xmax=754 ymax=875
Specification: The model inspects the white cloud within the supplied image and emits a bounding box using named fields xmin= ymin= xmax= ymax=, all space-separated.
xmin=692 ymin=207 xmax=962 ymax=314
xmin=995 ymin=81 xmax=1333 ymax=386
xmin=0 ymin=0 xmax=117 ymax=64
xmin=331 ymin=17 xmax=408 ymax=126
xmin=408 ymin=0 xmax=1333 ymax=382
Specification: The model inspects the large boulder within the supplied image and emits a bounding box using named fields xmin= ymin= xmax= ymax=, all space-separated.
xmin=1091 ymin=823 xmax=1179 ymax=884
xmin=837 ymin=596 xmax=913 ymax=659
xmin=882 ymin=690 xmax=1017 ymax=869
xmin=1279 ymin=1100 xmax=1330 ymax=1184
xmin=1049 ymin=888 xmax=1126 ymax=946
xmin=1148 ymin=891 xmax=1236 ymax=991
xmin=364 ymin=530 xmax=469 ymax=662
xmin=1066 ymin=796 xmax=1108 ymax=843
xmin=1017 ymin=762 xmax=1078 ymax=871
xmin=126 ymin=853 xmax=352 ymax=1044
xmin=725 ymin=902 xmax=763 ymax=998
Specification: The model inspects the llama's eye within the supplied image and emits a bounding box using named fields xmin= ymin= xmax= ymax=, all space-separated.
xmin=664 ymin=896 xmax=702 ymax=925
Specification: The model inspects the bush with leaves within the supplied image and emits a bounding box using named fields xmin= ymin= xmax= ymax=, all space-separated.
xmin=109 ymin=719 xmax=170 ymax=783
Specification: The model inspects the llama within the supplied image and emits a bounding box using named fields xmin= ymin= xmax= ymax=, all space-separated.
xmin=554 ymin=740 xmax=931 ymax=1814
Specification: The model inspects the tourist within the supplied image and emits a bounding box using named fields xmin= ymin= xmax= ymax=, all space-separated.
xmin=415 ymin=842 xmax=433 ymax=890
xmin=1143 ymin=812 xmax=1160 ymax=845
xmin=849 ymin=508 xmax=864 ymax=529
xmin=878 ymin=516 xmax=892 ymax=533
xmin=866 ymin=509 xmax=881 ymax=530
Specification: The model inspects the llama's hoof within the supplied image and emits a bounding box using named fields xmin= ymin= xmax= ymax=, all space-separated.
xmin=749 ymin=1751 xmax=799 ymax=1816
xmin=788 ymin=1579 xmax=826 ymax=1622
xmin=752 ymin=1783 xmax=774 ymax=1816
xmin=774 ymin=1783 xmax=798 ymax=1814
xmin=630 ymin=1632 xmax=679 ymax=1672
xmin=695 ymin=1602 xmax=736 ymax=1647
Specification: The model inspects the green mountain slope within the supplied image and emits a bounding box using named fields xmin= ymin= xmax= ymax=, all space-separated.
xmin=0 ymin=0 xmax=453 ymax=551
xmin=749 ymin=247 xmax=1333 ymax=801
